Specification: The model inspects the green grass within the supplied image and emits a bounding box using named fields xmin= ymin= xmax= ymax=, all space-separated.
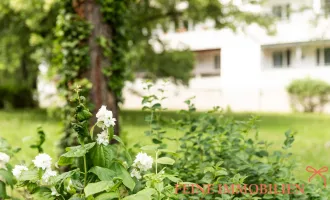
xmin=1 ymin=109 xmax=330 ymax=180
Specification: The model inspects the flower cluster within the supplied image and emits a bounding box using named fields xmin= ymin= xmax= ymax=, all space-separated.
xmin=13 ymin=153 xmax=57 ymax=183
xmin=95 ymin=106 xmax=116 ymax=146
xmin=130 ymin=152 xmax=153 ymax=179
xmin=96 ymin=105 xmax=116 ymax=130
xmin=0 ymin=152 xmax=10 ymax=169
xmin=96 ymin=130 xmax=109 ymax=146
xmin=33 ymin=153 xmax=52 ymax=170
xmin=12 ymin=165 xmax=28 ymax=178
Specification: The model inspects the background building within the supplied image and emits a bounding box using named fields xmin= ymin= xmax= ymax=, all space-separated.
xmin=123 ymin=0 xmax=330 ymax=112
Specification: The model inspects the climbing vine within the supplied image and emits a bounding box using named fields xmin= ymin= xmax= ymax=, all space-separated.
xmin=54 ymin=0 xmax=133 ymax=150
xmin=53 ymin=0 xmax=92 ymax=150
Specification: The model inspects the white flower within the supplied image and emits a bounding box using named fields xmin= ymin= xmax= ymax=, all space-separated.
xmin=96 ymin=105 xmax=107 ymax=119
xmin=96 ymin=105 xmax=116 ymax=129
xmin=96 ymin=130 xmax=109 ymax=146
xmin=42 ymin=169 xmax=57 ymax=183
xmin=32 ymin=153 xmax=52 ymax=170
xmin=133 ymin=152 xmax=153 ymax=172
xmin=12 ymin=165 xmax=28 ymax=179
xmin=0 ymin=152 xmax=10 ymax=169
xmin=130 ymin=168 xmax=142 ymax=179
xmin=51 ymin=186 xmax=60 ymax=196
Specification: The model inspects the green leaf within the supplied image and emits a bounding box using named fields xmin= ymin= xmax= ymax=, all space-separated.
xmin=89 ymin=167 xmax=116 ymax=181
xmin=113 ymin=135 xmax=124 ymax=146
xmin=158 ymin=149 xmax=176 ymax=154
xmin=0 ymin=169 xmax=15 ymax=186
xmin=57 ymin=156 xmax=74 ymax=166
xmin=151 ymin=103 xmax=161 ymax=109
xmin=122 ymin=188 xmax=156 ymax=200
xmin=156 ymin=157 xmax=175 ymax=165
xmin=20 ymin=169 xmax=39 ymax=181
xmin=256 ymin=150 xmax=268 ymax=157
xmin=140 ymin=145 xmax=159 ymax=151
xmin=90 ymin=145 xmax=114 ymax=168
xmin=77 ymin=109 xmax=93 ymax=122
xmin=84 ymin=181 xmax=114 ymax=197
xmin=111 ymin=162 xmax=135 ymax=191
xmin=0 ymin=181 xmax=6 ymax=198
xmin=113 ymin=135 xmax=132 ymax=164
xmin=63 ymin=142 xmax=96 ymax=158
xmin=90 ymin=124 xmax=97 ymax=139
xmin=95 ymin=192 xmax=118 ymax=200
xmin=52 ymin=169 xmax=79 ymax=184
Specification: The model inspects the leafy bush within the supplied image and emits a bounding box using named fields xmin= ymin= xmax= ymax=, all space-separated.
xmin=141 ymin=82 xmax=329 ymax=199
xmin=287 ymin=78 xmax=330 ymax=113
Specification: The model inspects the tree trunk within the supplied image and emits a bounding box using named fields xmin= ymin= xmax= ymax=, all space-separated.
xmin=76 ymin=0 xmax=120 ymax=135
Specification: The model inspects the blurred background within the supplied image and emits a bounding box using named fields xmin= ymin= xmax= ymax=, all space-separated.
xmin=1 ymin=0 xmax=330 ymax=179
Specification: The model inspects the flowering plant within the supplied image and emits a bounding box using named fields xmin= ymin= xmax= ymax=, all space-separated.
xmin=4 ymin=87 xmax=178 ymax=199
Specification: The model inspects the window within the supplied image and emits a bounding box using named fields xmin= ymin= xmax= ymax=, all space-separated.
xmin=286 ymin=4 xmax=291 ymax=19
xmin=272 ymin=6 xmax=282 ymax=18
xmin=272 ymin=4 xmax=290 ymax=19
xmin=214 ymin=55 xmax=220 ymax=69
xmin=317 ymin=48 xmax=320 ymax=65
xmin=272 ymin=50 xmax=291 ymax=67
xmin=273 ymin=52 xmax=283 ymax=67
xmin=325 ymin=48 xmax=330 ymax=65
xmin=316 ymin=47 xmax=330 ymax=65
xmin=286 ymin=49 xmax=291 ymax=66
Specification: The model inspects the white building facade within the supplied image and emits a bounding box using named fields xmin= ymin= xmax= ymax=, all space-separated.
xmin=123 ymin=0 xmax=330 ymax=112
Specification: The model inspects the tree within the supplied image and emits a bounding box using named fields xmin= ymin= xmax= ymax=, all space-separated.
xmin=0 ymin=0 xmax=58 ymax=108
xmin=54 ymin=0 xmax=273 ymax=145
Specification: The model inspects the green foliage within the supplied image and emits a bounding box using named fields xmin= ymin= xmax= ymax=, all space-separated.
xmin=0 ymin=0 xmax=59 ymax=107
xmin=287 ymin=77 xmax=330 ymax=113
xmin=5 ymin=88 xmax=179 ymax=199
xmin=0 ymin=137 xmax=19 ymax=199
xmin=30 ymin=127 xmax=46 ymax=153
xmin=141 ymin=82 xmax=330 ymax=199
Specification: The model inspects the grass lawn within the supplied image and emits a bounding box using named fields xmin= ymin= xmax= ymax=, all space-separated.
xmin=0 ymin=109 xmax=330 ymax=180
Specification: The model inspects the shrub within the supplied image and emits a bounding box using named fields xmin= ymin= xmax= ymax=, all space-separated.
xmin=141 ymin=82 xmax=330 ymax=199
xmin=287 ymin=78 xmax=330 ymax=113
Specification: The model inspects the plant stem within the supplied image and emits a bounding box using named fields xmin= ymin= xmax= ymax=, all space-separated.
xmin=83 ymin=155 xmax=87 ymax=187
xmin=117 ymin=189 xmax=122 ymax=200
xmin=155 ymin=151 xmax=158 ymax=174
